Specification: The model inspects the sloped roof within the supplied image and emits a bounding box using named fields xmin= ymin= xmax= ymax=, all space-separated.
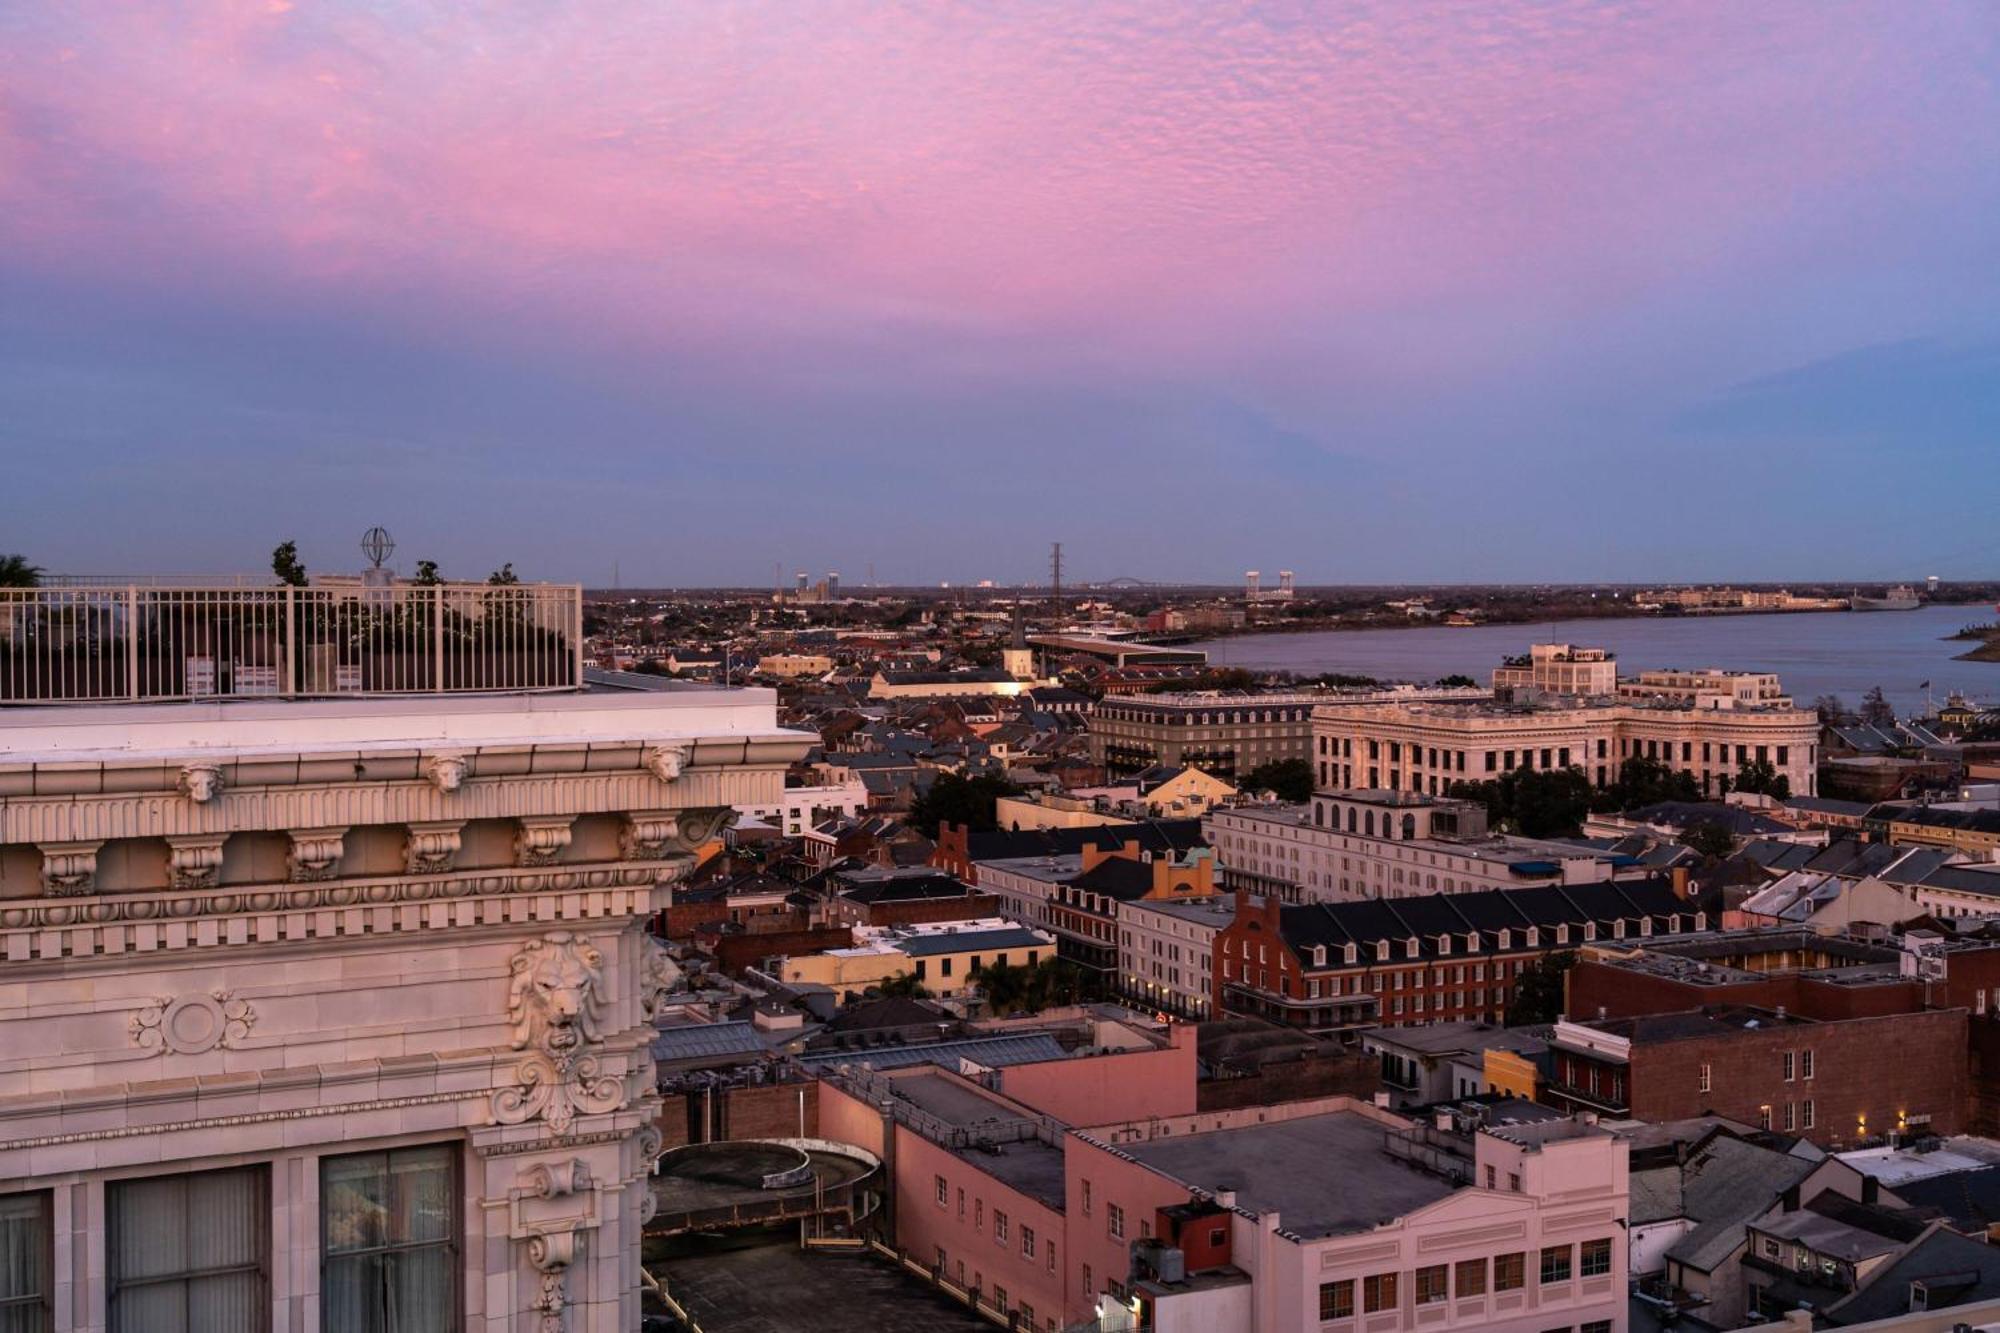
xmin=1663 ymin=1136 xmax=1818 ymax=1273
xmin=794 ymin=1032 xmax=1067 ymax=1073
xmin=650 ymin=1021 xmax=770 ymax=1066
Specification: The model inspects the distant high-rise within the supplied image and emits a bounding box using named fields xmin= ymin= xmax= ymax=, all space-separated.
xmin=794 ymin=570 xmax=808 ymax=594
xmin=826 ymin=571 xmax=840 ymax=598
xmin=1245 ymin=570 xmax=1260 ymax=599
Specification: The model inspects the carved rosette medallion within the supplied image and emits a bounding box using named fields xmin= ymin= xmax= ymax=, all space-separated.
xmin=490 ymin=932 xmax=626 ymax=1136
xmin=131 ymin=990 xmax=256 ymax=1055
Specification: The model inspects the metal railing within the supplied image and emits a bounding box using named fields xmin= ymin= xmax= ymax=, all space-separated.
xmin=0 ymin=581 xmax=583 ymax=704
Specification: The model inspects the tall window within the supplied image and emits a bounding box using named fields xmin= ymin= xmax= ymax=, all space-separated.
xmin=1415 ymin=1264 xmax=1448 ymax=1304
xmin=1539 ymin=1244 xmax=1572 ymax=1284
xmin=109 ymin=1166 xmax=268 ymax=1333
xmin=1493 ymin=1252 xmax=1526 ymax=1291
xmin=1580 ymin=1238 xmax=1613 ymax=1277
xmin=1362 ymin=1272 xmax=1398 ymax=1312
xmin=1454 ymin=1257 xmax=1486 ymax=1297
xmin=0 ymin=1192 xmax=52 ymax=1333
xmin=322 ymin=1144 xmax=459 ymax=1333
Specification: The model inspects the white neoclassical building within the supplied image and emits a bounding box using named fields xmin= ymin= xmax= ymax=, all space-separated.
xmin=0 ymin=582 xmax=810 ymax=1332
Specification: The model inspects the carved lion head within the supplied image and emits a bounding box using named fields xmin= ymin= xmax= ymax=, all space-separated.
xmin=507 ymin=932 xmax=606 ymax=1055
xmin=178 ymin=763 xmax=225 ymax=804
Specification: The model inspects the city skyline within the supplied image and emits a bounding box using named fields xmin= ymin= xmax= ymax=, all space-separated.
xmin=5 ymin=2 xmax=1999 ymax=585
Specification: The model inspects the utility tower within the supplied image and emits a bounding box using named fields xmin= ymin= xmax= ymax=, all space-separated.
xmin=1049 ymin=542 xmax=1064 ymax=621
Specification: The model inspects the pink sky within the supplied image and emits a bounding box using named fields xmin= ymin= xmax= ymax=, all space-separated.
xmin=3 ymin=2 xmax=1997 ymax=582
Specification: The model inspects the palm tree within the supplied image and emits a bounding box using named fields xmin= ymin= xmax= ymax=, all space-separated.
xmin=0 ymin=554 xmax=41 ymax=588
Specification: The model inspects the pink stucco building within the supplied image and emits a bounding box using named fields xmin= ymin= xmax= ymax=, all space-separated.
xmin=817 ymin=1023 xmax=1627 ymax=1333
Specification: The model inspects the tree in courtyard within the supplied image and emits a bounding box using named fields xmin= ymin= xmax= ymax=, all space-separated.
xmin=1506 ymin=950 xmax=1578 ymax=1025
xmin=271 ymin=540 xmax=308 ymax=587
xmin=1593 ymin=756 xmax=1700 ymax=813
xmin=0 ymin=554 xmax=41 ymax=588
xmin=906 ymin=771 xmax=1022 ymax=838
xmin=412 ymin=559 xmax=442 ymax=585
xmin=1678 ymin=821 xmax=1736 ymax=860
xmin=1813 ymin=694 xmax=1851 ymax=725
xmin=1449 ymin=767 xmax=1593 ymax=839
xmin=1859 ymin=685 xmax=1896 ymax=728
xmin=1242 ymin=758 xmax=1313 ymax=802
xmin=487 ymin=562 xmax=520 ymax=586
xmin=1732 ymin=759 xmax=1790 ymax=799
xmin=1435 ymin=674 xmax=1480 ymax=688
xmin=872 ymin=971 xmax=931 ymax=1000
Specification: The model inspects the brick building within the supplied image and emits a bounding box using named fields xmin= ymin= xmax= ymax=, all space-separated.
xmin=1213 ymin=878 xmax=1700 ymax=1036
xmin=1564 ymin=929 xmax=2000 ymax=1138
xmin=1542 ymin=1005 xmax=1967 ymax=1148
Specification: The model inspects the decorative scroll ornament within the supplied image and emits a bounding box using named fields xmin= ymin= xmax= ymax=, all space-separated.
xmin=167 ymin=834 xmax=227 ymax=890
xmin=39 ymin=841 xmax=101 ymax=896
xmin=178 ymin=762 xmax=225 ymax=804
xmin=619 ymin=811 xmax=677 ymax=862
xmin=287 ymin=827 xmax=347 ymax=882
xmin=131 ymin=989 xmax=255 ymax=1055
xmin=491 ymin=933 xmax=626 ymax=1135
xmin=525 ymin=1228 xmax=579 ymax=1333
xmin=405 ymin=821 xmax=464 ymax=875
xmin=516 ymin=816 xmax=575 ymax=868
xmin=422 ymin=752 xmax=470 ymax=794
xmin=674 ymin=806 xmax=736 ymax=848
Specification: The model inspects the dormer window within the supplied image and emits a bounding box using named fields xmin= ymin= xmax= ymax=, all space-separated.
xmin=1640 ymin=917 xmax=1653 ymax=936
xmin=1614 ymin=919 xmax=1627 ymax=939
xmin=1524 ymin=927 xmax=1538 ymax=948
xmin=1344 ymin=943 xmax=1358 ymax=965
xmin=1497 ymin=929 xmax=1511 ymax=950
xmin=1465 ymin=932 xmax=1479 ymax=952
xmin=1312 ymin=945 xmax=1327 ymax=968
xmin=1405 ymin=937 xmax=1420 ymax=959
xmin=1582 ymin=922 xmax=1596 ymax=942
xmin=1376 ymin=941 xmax=1390 ymax=962
xmin=1437 ymin=934 xmax=1452 ymax=956
xmin=1555 ymin=925 xmax=1569 ymax=945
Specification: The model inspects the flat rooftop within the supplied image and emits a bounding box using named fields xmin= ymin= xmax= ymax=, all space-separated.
xmin=652 ymin=1239 xmax=995 ymax=1333
xmin=0 ymin=687 xmax=802 ymax=762
xmin=889 ymin=1071 xmax=1068 ymax=1208
xmin=1114 ymin=1109 xmax=1456 ymax=1239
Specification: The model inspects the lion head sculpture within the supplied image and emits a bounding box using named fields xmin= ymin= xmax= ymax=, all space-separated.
xmin=506 ymin=932 xmax=606 ymax=1056
xmin=178 ymin=763 xmax=225 ymax=804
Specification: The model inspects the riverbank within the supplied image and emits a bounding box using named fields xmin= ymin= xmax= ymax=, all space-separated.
xmin=1216 ymin=600 xmax=1997 ymax=641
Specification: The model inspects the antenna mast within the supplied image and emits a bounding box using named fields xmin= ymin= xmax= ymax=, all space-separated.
xmin=1050 ymin=541 xmax=1064 ymax=622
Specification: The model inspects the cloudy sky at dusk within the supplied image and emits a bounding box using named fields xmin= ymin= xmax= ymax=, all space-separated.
xmin=4 ymin=1 xmax=1997 ymax=586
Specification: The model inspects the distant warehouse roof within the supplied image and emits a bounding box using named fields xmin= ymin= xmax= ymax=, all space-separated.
xmin=900 ymin=927 xmax=1050 ymax=957
xmin=794 ymin=1032 xmax=1066 ymax=1073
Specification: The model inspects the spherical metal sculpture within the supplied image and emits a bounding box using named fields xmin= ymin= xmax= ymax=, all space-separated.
xmin=361 ymin=526 xmax=396 ymax=570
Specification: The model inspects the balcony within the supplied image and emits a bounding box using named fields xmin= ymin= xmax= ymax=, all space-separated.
xmin=0 ymin=579 xmax=582 ymax=704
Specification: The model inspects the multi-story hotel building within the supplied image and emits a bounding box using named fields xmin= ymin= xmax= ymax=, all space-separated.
xmin=1314 ymin=643 xmax=1819 ymax=800
xmin=1089 ymin=686 xmax=1487 ymax=779
xmin=0 ymin=576 xmax=810 ymax=1332
xmin=1204 ymin=790 xmax=1669 ymax=903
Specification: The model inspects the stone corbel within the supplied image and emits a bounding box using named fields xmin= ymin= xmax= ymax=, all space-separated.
xmin=421 ymin=752 xmax=471 ymax=794
xmin=516 ymin=816 xmax=575 ymax=868
xmin=287 ymin=827 xmax=348 ymax=882
xmin=620 ymin=811 xmax=678 ymax=862
xmin=527 ymin=1158 xmax=592 ymax=1200
xmin=166 ymin=833 xmax=228 ymax=890
xmin=405 ymin=821 xmax=464 ymax=875
xmin=644 ymin=743 xmax=691 ymax=783
xmin=525 ymin=1227 xmax=579 ymax=1333
xmin=673 ymin=806 xmax=737 ymax=850
xmin=40 ymin=841 xmax=102 ymax=896
xmin=178 ymin=762 xmax=225 ymax=804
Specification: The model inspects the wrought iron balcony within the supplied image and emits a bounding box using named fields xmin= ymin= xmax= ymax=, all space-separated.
xmin=0 ymin=579 xmax=583 ymax=704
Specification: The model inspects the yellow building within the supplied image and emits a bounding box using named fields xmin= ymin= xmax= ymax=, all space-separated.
xmin=778 ymin=918 xmax=1055 ymax=998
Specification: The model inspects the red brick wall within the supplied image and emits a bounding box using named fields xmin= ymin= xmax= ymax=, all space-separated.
xmin=1627 ymin=1009 xmax=1967 ymax=1147
xmin=1567 ymin=960 xmax=1924 ymax=1024
xmin=931 ymin=823 xmax=974 ymax=882
xmin=656 ymin=1080 xmax=820 ymax=1149
xmin=660 ymin=899 xmax=729 ymax=941
xmin=712 ymin=925 xmax=854 ymax=975
xmin=855 ymin=894 xmax=1003 ymax=928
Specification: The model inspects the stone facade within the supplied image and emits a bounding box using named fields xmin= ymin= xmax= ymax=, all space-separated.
xmin=0 ymin=690 xmax=810 ymax=1332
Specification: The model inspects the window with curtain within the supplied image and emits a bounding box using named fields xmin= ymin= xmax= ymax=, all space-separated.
xmin=0 ymin=1191 xmax=52 ymax=1333
xmin=108 ymin=1166 xmax=268 ymax=1333
xmin=321 ymin=1144 xmax=459 ymax=1333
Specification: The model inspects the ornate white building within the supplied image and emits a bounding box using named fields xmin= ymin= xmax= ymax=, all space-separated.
xmin=0 ymin=679 xmax=809 ymax=1330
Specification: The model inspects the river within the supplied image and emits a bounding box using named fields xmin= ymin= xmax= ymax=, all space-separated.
xmin=1194 ymin=605 xmax=1999 ymax=716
